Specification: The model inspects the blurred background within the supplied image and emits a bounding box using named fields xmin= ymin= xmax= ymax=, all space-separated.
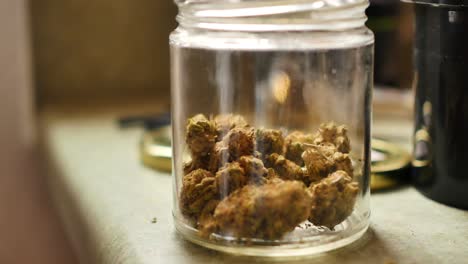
xmin=0 ymin=0 xmax=412 ymax=262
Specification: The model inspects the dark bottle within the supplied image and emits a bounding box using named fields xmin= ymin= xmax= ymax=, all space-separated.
xmin=409 ymin=0 xmax=468 ymax=209
xmin=366 ymin=0 xmax=400 ymax=87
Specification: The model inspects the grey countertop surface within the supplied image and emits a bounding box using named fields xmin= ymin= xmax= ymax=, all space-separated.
xmin=41 ymin=107 xmax=468 ymax=264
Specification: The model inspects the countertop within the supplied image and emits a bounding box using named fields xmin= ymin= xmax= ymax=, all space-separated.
xmin=40 ymin=106 xmax=468 ymax=264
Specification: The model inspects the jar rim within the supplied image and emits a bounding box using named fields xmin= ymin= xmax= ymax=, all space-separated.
xmin=175 ymin=0 xmax=370 ymax=32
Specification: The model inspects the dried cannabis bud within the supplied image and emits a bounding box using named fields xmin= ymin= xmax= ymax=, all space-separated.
xmin=266 ymin=167 xmax=280 ymax=181
xmin=183 ymin=155 xmax=211 ymax=175
xmin=332 ymin=151 xmax=354 ymax=177
xmin=214 ymin=114 xmax=249 ymax=140
xmin=208 ymin=127 xmax=255 ymax=172
xmin=238 ymin=155 xmax=268 ymax=184
xmin=221 ymin=127 xmax=255 ymax=161
xmin=302 ymin=143 xmax=354 ymax=181
xmin=302 ymin=143 xmax=338 ymax=181
xmin=206 ymin=180 xmax=312 ymax=240
xmin=265 ymin=153 xmax=307 ymax=183
xmin=308 ymin=170 xmax=359 ymax=229
xmin=180 ymin=169 xmax=218 ymax=219
xmin=186 ymin=114 xmax=217 ymax=156
xmin=215 ymin=162 xmax=248 ymax=198
xmin=255 ymin=128 xmax=284 ymax=158
xmin=284 ymin=131 xmax=315 ymax=166
xmin=181 ymin=114 xmax=359 ymax=240
xmin=198 ymin=199 xmax=220 ymax=237
xmin=313 ymin=122 xmax=351 ymax=153
xmin=207 ymin=142 xmax=230 ymax=173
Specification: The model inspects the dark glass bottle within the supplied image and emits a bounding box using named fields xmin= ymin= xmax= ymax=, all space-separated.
xmin=410 ymin=0 xmax=468 ymax=209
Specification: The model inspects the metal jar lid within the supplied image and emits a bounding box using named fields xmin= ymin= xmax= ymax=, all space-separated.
xmin=402 ymin=0 xmax=468 ymax=7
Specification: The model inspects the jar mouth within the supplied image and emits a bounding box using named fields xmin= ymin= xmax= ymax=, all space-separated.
xmin=176 ymin=0 xmax=369 ymax=32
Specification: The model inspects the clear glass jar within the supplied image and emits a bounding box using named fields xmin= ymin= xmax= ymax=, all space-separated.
xmin=170 ymin=0 xmax=373 ymax=257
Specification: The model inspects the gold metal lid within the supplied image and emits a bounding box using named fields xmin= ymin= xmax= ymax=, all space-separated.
xmin=371 ymin=138 xmax=411 ymax=191
xmin=140 ymin=126 xmax=172 ymax=172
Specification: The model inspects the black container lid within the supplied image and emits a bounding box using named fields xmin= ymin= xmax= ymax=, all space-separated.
xmin=402 ymin=0 xmax=468 ymax=7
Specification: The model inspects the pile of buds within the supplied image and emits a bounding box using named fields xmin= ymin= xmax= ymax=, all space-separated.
xmin=180 ymin=114 xmax=359 ymax=240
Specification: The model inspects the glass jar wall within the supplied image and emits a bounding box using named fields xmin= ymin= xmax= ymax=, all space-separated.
xmin=170 ymin=0 xmax=374 ymax=257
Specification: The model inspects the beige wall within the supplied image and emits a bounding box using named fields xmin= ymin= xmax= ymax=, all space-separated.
xmin=30 ymin=0 xmax=177 ymax=106
xmin=0 ymin=1 xmax=77 ymax=263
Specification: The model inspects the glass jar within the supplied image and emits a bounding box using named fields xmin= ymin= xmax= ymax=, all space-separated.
xmin=170 ymin=0 xmax=374 ymax=257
